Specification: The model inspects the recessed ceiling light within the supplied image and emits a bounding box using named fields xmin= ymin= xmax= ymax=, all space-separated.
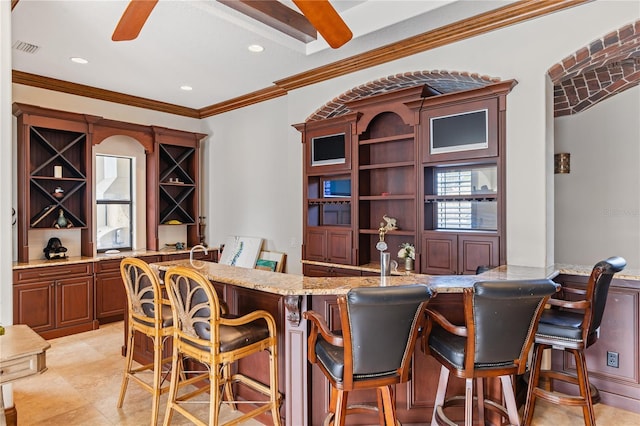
xmin=180 ymin=85 xmax=193 ymax=91
xmin=70 ymin=57 xmax=88 ymax=64
xmin=248 ymin=44 xmax=264 ymax=53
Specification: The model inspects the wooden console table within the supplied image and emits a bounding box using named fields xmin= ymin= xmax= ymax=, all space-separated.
xmin=0 ymin=324 xmax=50 ymax=425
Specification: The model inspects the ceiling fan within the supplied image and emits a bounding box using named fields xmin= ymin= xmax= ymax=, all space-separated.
xmin=112 ymin=0 xmax=353 ymax=48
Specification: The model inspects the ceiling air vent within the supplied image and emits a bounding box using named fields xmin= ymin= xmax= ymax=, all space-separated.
xmin=13 ymin=40 xmax=40 ymax=54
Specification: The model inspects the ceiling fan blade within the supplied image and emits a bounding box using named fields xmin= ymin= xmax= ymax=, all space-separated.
xmin=112 ymin=0 xmax=158 ymax=41
xmin=292 ymin=0 xmax=352 ymax=49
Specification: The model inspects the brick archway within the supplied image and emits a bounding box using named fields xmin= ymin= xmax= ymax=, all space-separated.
xmin=306 ymin=71 xmax=499 ymax=122
xmin=550 ymin=20 xmax=640 ymax=117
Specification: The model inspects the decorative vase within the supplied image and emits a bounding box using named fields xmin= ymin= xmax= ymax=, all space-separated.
xmin=404 ymin=257 xmax=413 ymax=272
xmin=55 ymin=209 xmax=68 ymax=228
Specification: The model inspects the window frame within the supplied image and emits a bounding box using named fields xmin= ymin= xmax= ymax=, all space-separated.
xmin=95 ymin=154 xmax=134 ymax=252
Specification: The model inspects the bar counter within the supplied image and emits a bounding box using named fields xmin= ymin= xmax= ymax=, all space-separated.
xmin=152 ymin=260 xmax=559 ymax=425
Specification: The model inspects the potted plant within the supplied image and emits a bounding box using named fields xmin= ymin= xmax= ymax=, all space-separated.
xmin=398 ymin=243 xmax=415 ymax=271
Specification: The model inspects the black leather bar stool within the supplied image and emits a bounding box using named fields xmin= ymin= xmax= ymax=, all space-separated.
xmin=424 ymin=279 xmax=560 ymax=426
xmin=523 ymin=256 xmax=626 ymax=426
xmin=304 ymin=284 xmax=433 ymax=426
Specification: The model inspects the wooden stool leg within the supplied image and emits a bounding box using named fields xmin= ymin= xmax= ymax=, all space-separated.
xmin=150 ymin=334 xmax=162 ymax=426
xmin=432 ymin=365 xmax=449 ymax=425
xmin=464 ymin=378 xmax=473 ymax=426
xmin=573 ymin=349 xmax=596 ymax=426
xmin=162 ymin=352 xmax=181 ymax=426
xmin=476 ymin=378 xmax=485 ymax=426
xmin=378 ymin=386 xmax=397 ymax=425
xmin=334 ymin=389 xmax=349 ymax=426
xmin=523 ymin=344 xmax=545 ymax=426
xmin=117 ymin=325 xmax=135 ymax=408
xmin=500 ymin=375 xmax=520 ymax=426
xmin=269 ymin=345 xmax=282 ymax=426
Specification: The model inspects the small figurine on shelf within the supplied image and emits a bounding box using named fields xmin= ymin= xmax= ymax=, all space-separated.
xmin=398 ymin=243 xmax=415 ymax=271
xmin=53 ymin=209 xmax=73 ymax=229
xmin=43 ymin=237 xmax=68 ymax=260
xmin=52 ymin=186 xmax=64 ymax=199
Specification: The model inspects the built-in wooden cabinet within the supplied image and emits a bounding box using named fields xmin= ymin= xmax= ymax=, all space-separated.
xmin=14 ymin=104 xmax=95 ymax=262
xmin=94 ymin=258 xmax=127 ymax=323
xmin=14 ymin=103 xmax=207 ymax=261
xmin=348 ymin=86 xmax=422 ymax=267
xmin=305 ymin=228 xmax=353 ymax=264
xmin=147 ymin=127 xmax=204 ymax=251
xmin=298 ymin=81 xmax=515 ymax=276
xmin=422 ymin=231 xmax=499 ymax=275
xmin=296 ymin=114 xmax=357 ymax=266
xmin=13 ymin=263 xmax=97 ymax=339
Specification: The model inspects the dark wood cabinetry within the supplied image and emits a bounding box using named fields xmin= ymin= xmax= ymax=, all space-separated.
xmin=13 ymin=263 xmax=97 ymax=339
xmin=348 ymin=86 xmax=422 ymax=267
xmin=14 ymin=103 xmax=207 ymax=261
xmin=94 ymin=259 xmax=128 ymax=323
xmin=305 ymin=227 xmax=352 ymax=264
xmin=422 ymin=231 xmax=499 ymax=275
xmin=14 ymin=104 xmax=95 ymax=262
xmin=298 ymin=82 xmax=515 ymax=276
xmin=148 ymin=128 xmax=204 ymax=251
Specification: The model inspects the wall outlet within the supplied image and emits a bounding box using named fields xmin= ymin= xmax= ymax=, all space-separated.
xmin=607 ymin=351 xmax=619 ymax=368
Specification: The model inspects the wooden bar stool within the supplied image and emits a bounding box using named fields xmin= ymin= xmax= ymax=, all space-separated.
xmin=424 ymin=279 xmax=559 ymax=426
xmin=117 ymin=257 xmax=174 ymax=426
xmin=523 ymin=257 xmax=626 ymax=426
xmin=162 ymin=266 xmax=282 ymax=426
xmin=304 ymin=284 xmax=433 ymax=426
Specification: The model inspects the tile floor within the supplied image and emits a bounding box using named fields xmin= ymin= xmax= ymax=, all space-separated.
xmin=10 ymin=321 xmax=640 ymax=425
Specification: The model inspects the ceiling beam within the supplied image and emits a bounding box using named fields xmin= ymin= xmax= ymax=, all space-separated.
xmin=217 ymin=0 xmax=317 ymax=43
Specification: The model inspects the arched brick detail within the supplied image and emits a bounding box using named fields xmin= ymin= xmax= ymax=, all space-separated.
xmin=550 ymin=20 xmax=640 ymax=117
xmin=306 ymin=71 xmax=500 ymax=122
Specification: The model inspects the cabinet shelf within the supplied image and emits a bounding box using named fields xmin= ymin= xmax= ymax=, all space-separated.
xmin=159 ymin=184 xmax=196 ymax=224
xmin=359 ymin=133 xmax=414 ymax=145
xmin=360 ymin=229 xmax=415 ymax=236
xmin=359 ymin=194 xmax=415 ymax=201
xmin=424 ymin=194 xmax=497 ymax=202
xmin=158 ymin=144 xmax=196 ymax=184
xmin=359 ymin=161 xmax=414 ymax=170
xmin=308 ymin=198 xmax=351 ymax=205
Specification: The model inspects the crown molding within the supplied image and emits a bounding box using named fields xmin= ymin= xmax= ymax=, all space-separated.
xmin=12 ymin=0 xmax=589 ymax=119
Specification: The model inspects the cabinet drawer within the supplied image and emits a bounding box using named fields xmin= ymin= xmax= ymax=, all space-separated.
xmin=94 ymin=259 xmax=122 ymax=273
xmin=0 ymin=352 xmax=47 ymax=384
xmin=13 ymin=263 xmax=92 ymax=283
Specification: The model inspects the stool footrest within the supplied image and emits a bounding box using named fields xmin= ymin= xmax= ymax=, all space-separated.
xmin=535 ymin=370 xmax=601 ymax=405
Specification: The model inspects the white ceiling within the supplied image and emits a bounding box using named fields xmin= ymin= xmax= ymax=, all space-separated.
xmin=11 ymin=0 xmax=511 ymax=110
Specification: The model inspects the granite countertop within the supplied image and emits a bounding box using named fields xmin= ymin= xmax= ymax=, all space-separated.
xmin=152 ymin=260 xmax=558 ymax=296
xmin=12 ymin=246 xmax=219 ymax=270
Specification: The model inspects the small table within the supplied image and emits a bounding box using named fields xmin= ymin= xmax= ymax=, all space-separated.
xmin=0 ymin=325 xmax=50 ymax=424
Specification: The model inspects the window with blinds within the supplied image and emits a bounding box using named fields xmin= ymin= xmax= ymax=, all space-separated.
xmin=433 ymin=166 xmax=497 ymax=231
xmin=436 ymin=169 xmax=473 ymax=229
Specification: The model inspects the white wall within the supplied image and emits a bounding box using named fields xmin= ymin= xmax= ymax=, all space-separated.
xmin=9 ymin=1 xmax=640 ymax=276
xmin=202 ymin=96 xmax=302 ymax=272
xmin=203 ymin=0 xmax=639 ymax=272
xmin=554 ymin=85 xmax=640 ymax=269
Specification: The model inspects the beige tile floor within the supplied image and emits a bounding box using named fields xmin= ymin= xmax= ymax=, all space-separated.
xmin=11 ymin=321 xmax=640 ymax=425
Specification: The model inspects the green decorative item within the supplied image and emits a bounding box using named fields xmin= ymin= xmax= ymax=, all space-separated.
xmin=54 ymin=209 xmax=71 ymax=228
